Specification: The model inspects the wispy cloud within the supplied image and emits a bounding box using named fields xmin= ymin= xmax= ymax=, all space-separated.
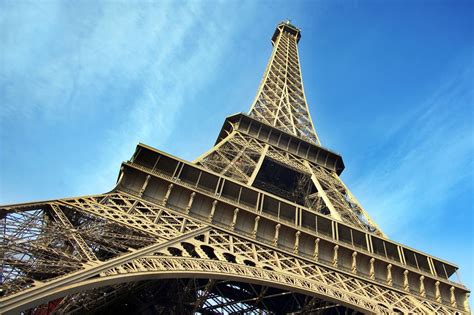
xmin=78 ymin=3 xmax=258 ymax=195
xmin=349 ymin=63 xmax=474 ymax=237
xmin=0 ymin=1 xmax=257 ymax=201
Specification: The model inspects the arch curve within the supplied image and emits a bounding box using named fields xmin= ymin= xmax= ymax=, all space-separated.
xmin=3 ymin=256 xmax=391 ymax=315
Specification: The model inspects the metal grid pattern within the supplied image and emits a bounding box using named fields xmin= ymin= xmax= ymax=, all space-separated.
xmin=249 ymin=23 xmax=320 ymax=144
xmin=197 ymin=125 xmax=382 ymax=235
xmin=1 ymin=193 xmax=469 ymax=314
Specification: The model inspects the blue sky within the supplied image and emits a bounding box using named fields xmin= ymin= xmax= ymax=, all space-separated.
xmin=1 ymin=0 xmax=473 ymax=301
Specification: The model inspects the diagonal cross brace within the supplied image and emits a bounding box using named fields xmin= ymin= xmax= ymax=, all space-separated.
xmin=0 ymin=226 xmax=211 ymax=315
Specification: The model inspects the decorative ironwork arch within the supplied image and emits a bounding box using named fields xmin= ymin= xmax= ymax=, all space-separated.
xmin=3 ymin=258 xmax=389 ymax=314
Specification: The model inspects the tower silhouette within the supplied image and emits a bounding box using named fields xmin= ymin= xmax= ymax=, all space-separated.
xmin=1 ymin=21 xmax=470 ymax=314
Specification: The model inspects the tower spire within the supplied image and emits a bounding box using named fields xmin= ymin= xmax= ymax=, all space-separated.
xmin=249 ymin=21 xmax=320 ymax=145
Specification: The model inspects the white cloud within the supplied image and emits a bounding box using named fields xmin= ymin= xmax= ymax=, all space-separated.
xmin=66 ymin=2 xmax=257 ymax=195
xmin=0 ymin=1 xmax=257 ymax=198
xmin=349 ymin=64 xmax=474 ymax=236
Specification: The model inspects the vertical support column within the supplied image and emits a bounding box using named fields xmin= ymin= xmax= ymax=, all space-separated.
xmin=400 ymin=247 xmax=407 ymax=265
xmin=214 ymin=177 xmax=222 ymax=196
xmin=151 ymin=155 xmax=161 ymax=172
xmin=464 ymin=293 xmax=470 ymax=312
xmin=366 ymin=234 xmax=374 ymax=253
xmin=386 ymin=264 xmax=393 ymax=286
xmin=397 ymin=245 xmax=406 ymax=264
xmin=369 ymin=258 xmax=375 ymax=280
xmin=294 ymin=231 xmax=301 ymax=254
xmin=295 ymin=207 xmax=299 ymax=226
xmin=332 ymin=221 xmax=338 ymax=240
xmin=229 ymin=235 xmax=234 ymax=253
xmin=209 ymin=200 xmax=218 ymax=222
xmin=333 ymin=245 xmax=339 ymax=266
xmin=428 ymin=257 xmax=437 ymax=276
xmin=450 ymin=286 xmax=457 ymax=308
xmin=218 ymin=178 xmax=226 ymax=197
xmin=419 ymin=276 xmax=426 ymax=297
xmin=173 ymin=162 xmax=184 ymax=179
xmin=185 ymin=192 xmax=196 ymax=214
xmin=435 ymin=281 xmax=441 ymax=303
xmin=163 ymin=183 xmax=174 ymax=205
xmin=138 ymin=175 xmax=151 ymax=198
xmin=313 ymin=238 xmax=320 ymax=261
xmin=252 ymin=216 xmax=260 ymax=238
xmin=367 ymin=235 xmax=374 ymax=253
xmin=351 ymin=251 xmax=357 ymax=274
xmin=231 ymin=208 xmax=239 ymax=230
xmin=403 ymin=270 xmax=410 ymax=292
xmin=273 ymin=224 xmax=281 ymax=246
xmin=256 ymin=193 xmax=262 ymax=213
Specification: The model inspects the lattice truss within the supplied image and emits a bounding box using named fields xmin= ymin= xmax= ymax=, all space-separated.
xmin=44 ymin=279 xmax=347 ymax=314
xmin=0 ymin=194 xmax=202 ymax=298
xmin=249 ymin=24 xmax=320 ymax=145
xmin=197 ymin=131 xmax=263 ymax=183
xmin=308 ymin=165 xmax=380 ymax=234
xmin=197 ymin=127 xmax=382 ymax=235
xmin=0 ymin=193 xmax=466 ymax=314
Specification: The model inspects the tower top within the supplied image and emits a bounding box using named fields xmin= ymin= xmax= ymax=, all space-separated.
xmin=251 ymin=20 xmax=319 ymax=144
xmin=272 ymin=20 xmax=301 ymax=44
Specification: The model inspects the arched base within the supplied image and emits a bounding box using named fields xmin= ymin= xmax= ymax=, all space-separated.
xmin=26 ymin=277 xmax=362 ymax=315
xmin=6 ymin=255 xmax=388 ymax=315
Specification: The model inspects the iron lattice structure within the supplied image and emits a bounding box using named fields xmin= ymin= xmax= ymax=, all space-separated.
xmin=0 ymin=21 xmax=470 ymax=314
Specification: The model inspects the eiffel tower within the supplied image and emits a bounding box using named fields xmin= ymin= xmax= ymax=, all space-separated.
xmin=1 ymin=21 xmax=470 ymax=314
